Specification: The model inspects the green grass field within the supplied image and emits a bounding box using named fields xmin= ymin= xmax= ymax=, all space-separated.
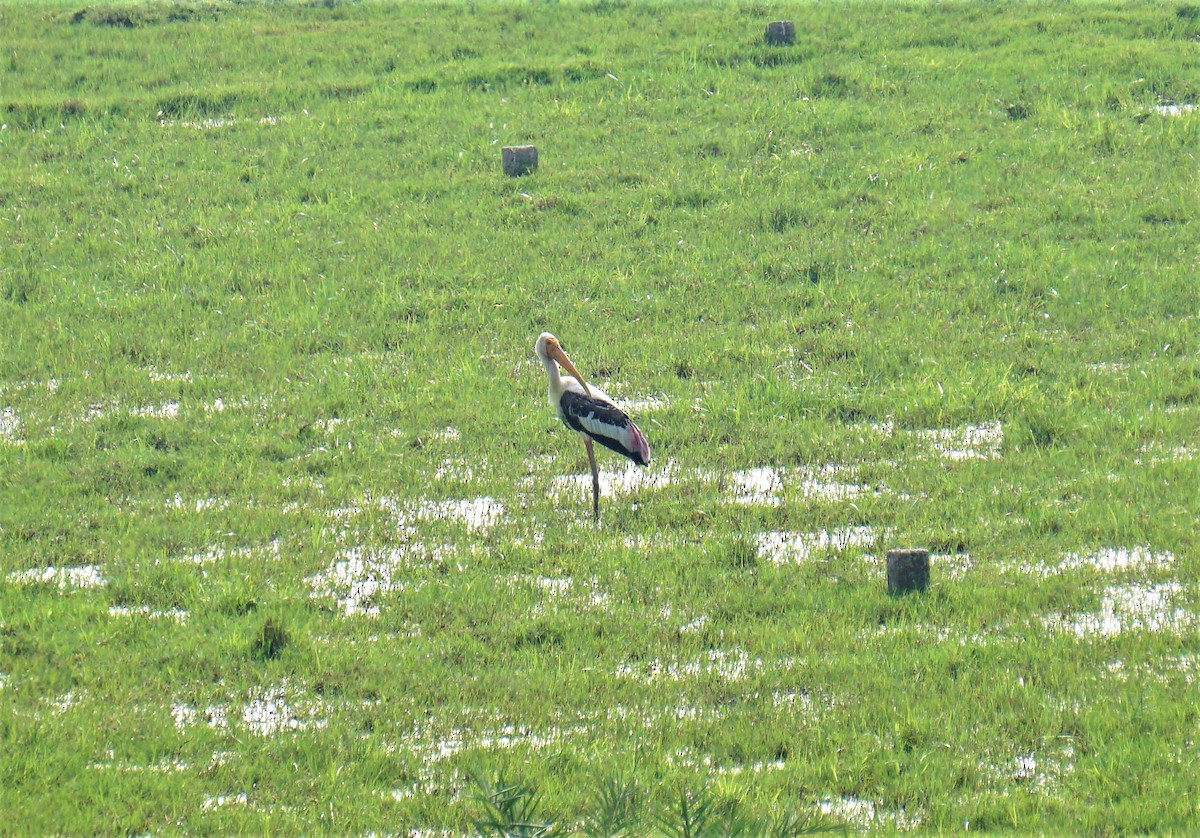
xmin=2 ymin=0 xmax=1199 ymax=832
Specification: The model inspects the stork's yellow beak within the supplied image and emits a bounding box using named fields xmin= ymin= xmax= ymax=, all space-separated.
xmin=547 ymin=340 xmax=592 ymax=398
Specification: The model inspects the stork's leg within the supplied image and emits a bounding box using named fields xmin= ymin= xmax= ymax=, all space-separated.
xmin=584 ymin=437 xmax=600 ymax=520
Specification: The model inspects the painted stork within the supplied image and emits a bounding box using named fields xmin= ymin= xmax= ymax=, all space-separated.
xmin=535 ymin=332 xmax=650 ymax=519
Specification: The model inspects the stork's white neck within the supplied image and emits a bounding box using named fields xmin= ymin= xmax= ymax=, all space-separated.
xmin=541 ymin=352 xmax=563 ymax=404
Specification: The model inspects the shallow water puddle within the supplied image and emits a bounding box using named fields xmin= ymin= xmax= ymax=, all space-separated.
xmin=310 ymin=624 xmax=423 ymax=646
xmin=171 ymin=703 xmax=199 ymax=730
xmin=307 ymin=546 xmax=429 ymax=617
xmin=1103 ymin=653 xmax=1198 ymax=685
xmin=866 ymin=419 xmax=1004 ymax=460
xmin=174 ymin=538 xmax=280 ymax=566
xmin=818 ymin=796 xmax=922 ymax=831
xmin=48 ymin=689 xmax=85 ymax=715
xmin=132 ymin=401 xmax=182 ymax=420
xmin=387 ymin=774 xmax=463 ymax=804
xmin=0 ymin=377 xmax=60 ymax=396
xmin=428 ymin=425 xmax=461 ymax=442
xmin=615 ymin=648 xmax=766 ymax=683
xmin=1006 ymin=545 xmax=1174 ymax=577
xmin=1012 ymin=747 xmax=1075 ymax=792
xmin=165 ymin=494 xmax=233 ymax=514
xmin=1136 ymin=441 xmax=1198 ymax=465
xmin=1154 ymin=103 xmax=1197 ymax=116
xmin=724 ymin=466 xmax=783 ymax=503
xmin=978 ymin=741 xmax=1075 ymax=797
xmin=89 ymin=753 xmax=190 ymax=774
xmin=503 ymin=573 xmax=611 ymax=613
xmin=160 ymin=114 xmax=285 ymax=130
xmin=1058 ymin=546 xmax=1174 ymax=574
xmin=395 ymin=722 xmax=588 ymax=764
xmin=434 ymin=458 xmax=476 ymax=482
xmin=549 ymin=460 xmax=867 ymax=506
xmin=874 ymin=617 xmax=1020 ymax=649
xmin=620 ymin=393 xmax=671 ymax=412
xmin=202 ymin=793 xmax=249 ymax=812
xmin=744 ymin=464 xmax=865 ymax=503
xmin=929 ymin=552 xmax=974 ymax=579
xmin=108 ymin=605 xmax=188 ymax=623
xmin=0 ymin=406 xmax=23 ymax=444
xmin=1044 ymin=582 xmax=1192 ymax=637
xmin=756 ymin=526 xmax=890 ymax=564
xmin=83 ymin=396 xmax=251 ymax=425
xmin=334 ymin=494 xmax=505 ymax=533
xmin=916 ymin=421 xmax=1003 ymax=460
xmin=175 ymin=680 xmax=328 ymax=738
xmin=1086 ymin=360 xmax=1129 ymax=374
xmin=411 ymin=497 xmax=505 ymax=531
xmin=668 ymin=747 xmax=787 ymax=775
xmin=171 ymin=706 xmax=244 ymax=740
xmin=721 ymin=464 xmax=867 ymax=504
xmin=7 ymin=564 xmax=106 ymax=588
xmin=243 ymin=682 xmax=329 ymax=736
xmin=144 ymin=366 xmax=194 ymax=383
xmin=317 ymin=496 xmax=500 ymax=615
xmin=550 ymin=459 xmax=681 ymax=498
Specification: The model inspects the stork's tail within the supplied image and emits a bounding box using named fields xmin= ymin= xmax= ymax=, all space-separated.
xmin=627 ymin=421 xmax=651 ymax=466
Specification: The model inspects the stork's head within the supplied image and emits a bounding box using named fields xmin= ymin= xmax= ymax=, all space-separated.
xmin=534 ymin=332 xmax=559 ymax=362
xmin=534 ymin=331 xmax=591 ymax=397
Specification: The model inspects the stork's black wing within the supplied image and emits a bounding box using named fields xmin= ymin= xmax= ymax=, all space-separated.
xmin=559 ymin=390 xmax=651 ymax=466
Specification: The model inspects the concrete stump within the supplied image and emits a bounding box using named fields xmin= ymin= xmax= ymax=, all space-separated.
xmin=765 ymin=20 xmax=795 ymax=46
xmin=502 ymin=145 xmax=538 ymax=177
xmin=887 ymin=548 xmax=930 ymax=595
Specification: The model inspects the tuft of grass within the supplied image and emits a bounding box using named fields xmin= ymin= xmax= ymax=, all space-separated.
xmin=581 ymin=774 xmax=641 ymax=837
xmin=469 ymin=771 xmax=555 ymax=837
xmin=251 ymin=618 xmax=291 ymax=661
